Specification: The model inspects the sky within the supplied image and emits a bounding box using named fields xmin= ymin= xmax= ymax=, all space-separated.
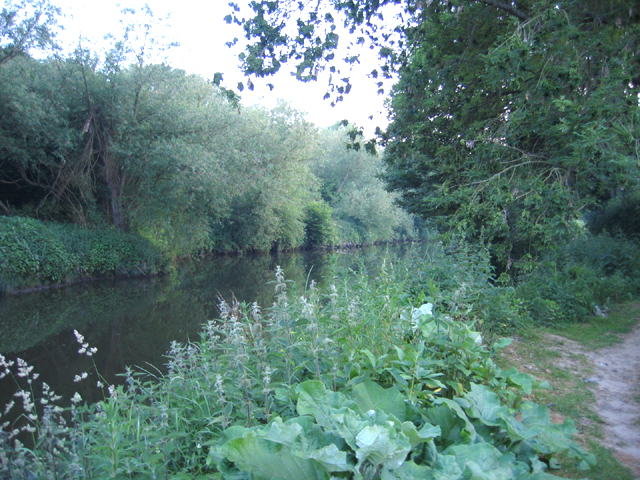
xmin=50 ymin=0 xmax=392 ymax=136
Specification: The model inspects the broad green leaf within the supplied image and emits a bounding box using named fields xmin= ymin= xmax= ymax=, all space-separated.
xmin=355 ymin=424 xmax=411 ymax=471
xmin=308 ymin=443 xmax=353 ymax=473
xmin=394 ymin=455 xmax=463 ymax=480
xmin=444 ymin=444 xmax=525 ymax=480
xmin=264 ymin=417 xmax=306 ymax=447
xmin=425 ymin=404 xmax=464 ymax=448
xmin=402 ymin=421 xmax=441 ymax=448
xmin=221 ymin=433 xmax=326 ymax=480
xmin=464 ymin=383 xmax=509 ymax=427
xmin=507 ymin=372 xmax=534 ymax=395
xmin=433 ymin=398 xmax=477 ymax=444
xmin=350 ymin=380 xmax=407 ymax=421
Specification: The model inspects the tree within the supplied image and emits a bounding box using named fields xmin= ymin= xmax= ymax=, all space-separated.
xmin=0 ymin=0 xmax=60 ymax=65
xmin=208 ymin=101 xmax=319 ymax=252
xmin=311 ymin=125 xmax=416 ymax=243
xmin=381 ymin=1 xmax=640 ymax=269
xmin=232 ymin=0 xmax=640 ymax=269
xmin=0 ymin=55 xmax=79 ymax=218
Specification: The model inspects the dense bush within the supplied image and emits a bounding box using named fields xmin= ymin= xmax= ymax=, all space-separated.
xmin=516 ymin=234 xmax=640 ymax=324
xmin=304 ymin=201 xmax=337 ymax=247
xmin=588 ymin=192 xmax=640 ymax=239
xmin=0 ymin=217 xmax=166 ymax=294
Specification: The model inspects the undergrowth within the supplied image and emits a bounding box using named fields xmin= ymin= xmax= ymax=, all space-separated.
xmin=0 ymin=216 xmax=167 ymax=294
xmin=0 ymin=256 xmax=596 ymax=479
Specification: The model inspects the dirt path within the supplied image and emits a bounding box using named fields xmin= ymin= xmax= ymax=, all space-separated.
xmin=541 ymin=327 xmax=640 ymax=478
xmin=587 ymin=326 xmax=640 ymax=478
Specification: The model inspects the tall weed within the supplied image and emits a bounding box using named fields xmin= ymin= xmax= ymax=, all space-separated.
xmin=0 ymin=253 xmax=595 ymax=478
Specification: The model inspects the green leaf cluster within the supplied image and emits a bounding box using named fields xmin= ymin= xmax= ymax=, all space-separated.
xmin=0 ymin=216 xmax=165 ymax=293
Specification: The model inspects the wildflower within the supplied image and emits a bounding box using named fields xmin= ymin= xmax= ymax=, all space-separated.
xmin=74 ymin=329 xmax=97 ymax=356
xmin=73 ymin=330 xmax=84 ymax=344
xmin=96 ymin=381 xmax=104 ymax=388
xmin=73 ymin=372 xmax=88 ymax=383
xmin=0 ymin=354 xmax=14 ymax=379
xmin=108 ymin=385 xmax=117 ymax=399
xmin=71 ymin=392 xmax=82 ymax=404
xmin=16 ymin=358 xmax=33 ymax=378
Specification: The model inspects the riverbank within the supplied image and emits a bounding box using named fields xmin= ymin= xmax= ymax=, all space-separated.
xmin=0 ymin=247 xmax=598 ymax=479
xmin=0 ymin=216 xmax=168 ymax=296
xmin=1 ymin=215 xmax=426 ymax=296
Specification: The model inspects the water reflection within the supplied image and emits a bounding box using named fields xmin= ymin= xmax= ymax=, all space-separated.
xmin=0 ymin=244 xmax=418 ymax=409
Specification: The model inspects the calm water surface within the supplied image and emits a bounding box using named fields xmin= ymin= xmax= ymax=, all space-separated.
xmin=0 ymin=244 xmax=416 ymax=407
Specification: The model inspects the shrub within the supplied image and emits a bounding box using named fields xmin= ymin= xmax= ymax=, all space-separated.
xmin=0 ymin=217 xmax=166 ymax=294
xmin=304 ymin=201 xmax=336 ymax=247
xmin=516 ymin=233 xmax=640 ymax=324
xmin=0 ymin=263 xmax=594 ymax=478
xmin=588 ymin=191 xmax=640 ymax=239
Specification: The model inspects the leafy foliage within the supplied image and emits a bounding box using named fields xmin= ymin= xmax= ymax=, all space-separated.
xmin=231 ymin=0 xmax=640 ymax=271
xmin=0 ymin=0 xmax=60 ymax=65
xmin=304 ymin=200 xmax=337 ymax=247
xmin=0 ymin=254 xmax=596 ymax=478
xmin=516 ymin=233 xmax=640 ymax=324
xmin=0 ymin=216 xmax=165 ymax=294
xmin=311 ymin=126 xmax=418 ymax=244
xmin=382 ymin=1 xmax=640 ymax=270
xmin=588 ymin=190 xmax=640 ymax=239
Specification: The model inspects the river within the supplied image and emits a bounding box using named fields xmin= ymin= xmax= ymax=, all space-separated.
xmin=0 ymin=244 xmax=417 ymax=410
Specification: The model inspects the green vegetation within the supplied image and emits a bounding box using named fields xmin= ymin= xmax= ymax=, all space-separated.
xmin=0 ymin=3 xmax=419 ymax=279
xmin=0 ymin=216 xmax=166 ymax=294
xmin=2 ymin=0 xmax=640 ymax=477
xmin=1 ymin=257 xmax=598 ymax=479
xmin=235 ymin=0 xmax=640 ymax=273
xmin=496 ymin=302 xmax=640 ymax=480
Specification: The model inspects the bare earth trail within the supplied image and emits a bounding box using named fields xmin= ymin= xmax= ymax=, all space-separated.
xmin=543 ymin=325 xmax=640 ymax=478
xmin=587 ymin=326 xmax=640 ymax=478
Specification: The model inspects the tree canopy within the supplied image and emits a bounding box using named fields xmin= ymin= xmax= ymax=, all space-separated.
xmin=0 ymin=1 xmax=420 ymax=256
xmin=233 ymin=0 xmax=640 ymax=270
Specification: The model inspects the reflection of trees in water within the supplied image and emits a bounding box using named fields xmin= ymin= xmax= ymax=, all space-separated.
xmin=0 ymin=244 xmax=427 ymax=408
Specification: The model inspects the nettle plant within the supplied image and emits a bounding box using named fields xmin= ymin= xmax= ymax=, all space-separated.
xmin=0 ymin=266 xmax=594 ymax=479
xmin=209 ymin=302 xmax=595 ymax=480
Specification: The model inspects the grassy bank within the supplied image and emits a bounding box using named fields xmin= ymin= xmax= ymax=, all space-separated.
xmin=0 ymin=217 xmax=168 ymax=295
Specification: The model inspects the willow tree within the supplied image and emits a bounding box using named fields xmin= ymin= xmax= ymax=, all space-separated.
xmin=231 ymin=0 xmax=640 ymax=270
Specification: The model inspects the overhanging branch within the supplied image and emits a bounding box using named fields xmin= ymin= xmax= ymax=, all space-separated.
xmin=477 ymin=0 xmax=530 ymax=21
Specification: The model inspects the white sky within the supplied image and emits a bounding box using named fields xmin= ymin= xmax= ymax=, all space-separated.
xmin=51 ymin=0 xmax=391 ymax=136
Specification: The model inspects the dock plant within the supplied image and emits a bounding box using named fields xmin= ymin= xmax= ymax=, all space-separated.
xmin=0 ymin=261 xmax=596 ymax=478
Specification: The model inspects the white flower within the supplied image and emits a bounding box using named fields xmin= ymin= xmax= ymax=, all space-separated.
xmin=108 ymin=385 xmax=117 ymax=399
xmin=71 ymin=392 xmax=82 ymax=404
xmin=73 ymin=330 xmax=84 ymax=344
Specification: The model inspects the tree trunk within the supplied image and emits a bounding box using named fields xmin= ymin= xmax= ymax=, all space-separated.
xmin=103 ymin=152 xmax=127 ymax=231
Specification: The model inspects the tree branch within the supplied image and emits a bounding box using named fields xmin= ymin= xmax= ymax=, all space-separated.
xmin=0 ymin=200 xmax=11 ymax=216
xmin=477 ymin=0 xmax=530 ymax=21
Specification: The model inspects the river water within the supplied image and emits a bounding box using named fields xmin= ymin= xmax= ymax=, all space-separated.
xmin=0 ymin=244 xmax=416 ymax=409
